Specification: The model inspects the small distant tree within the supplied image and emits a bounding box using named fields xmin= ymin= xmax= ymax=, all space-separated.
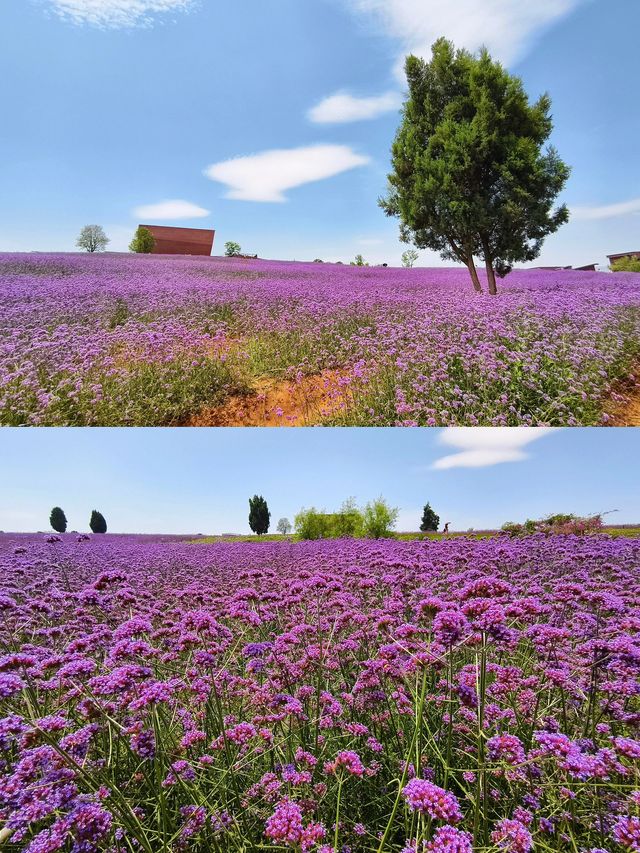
xmin=420 ymin=502 xmax=440 ymax=532
xmin=611 ymin=256 xmax=640 ymax=273
xmin=129 ymin=227 xmax=155 ymax=254
xmin=362 ymin=497 xmax=398 ymax=539
xmin=381 ymin=38 xmax=570 ymax=295
xmin=89 ymin=510 xmax=107 ymax=534
xmin=277 ymin=517 xmax=292 ymax=536
xmin=225 ymin=241 xmax=242 ymax=257
xmin=76 ymin=225 xmax=109 ymax=253
xmin=401 ymin=249 xmax=419 ymax=268
xmin=248 ymin=495 xmax=270 ymax=536
xmin=50 ymin=506 xmax=67 ymax=533
xmin=350 ymin=254 xmax=369 ymax=267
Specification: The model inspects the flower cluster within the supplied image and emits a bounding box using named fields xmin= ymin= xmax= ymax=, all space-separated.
xmin=2 ymin=254 xmax=639 ymax=425
xmin=0 ymin=531 xmax=639 ymax=852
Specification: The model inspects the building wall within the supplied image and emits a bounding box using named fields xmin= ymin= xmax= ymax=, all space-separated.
xmin=139 ymin=225 xmax=215 ymax=256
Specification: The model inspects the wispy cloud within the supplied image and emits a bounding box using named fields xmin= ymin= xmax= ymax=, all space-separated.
xmin=347 ymin=0 xmax=585 ymax=76
xmin=44 ymin=0 xmax=194 ymax=28
xmin=308 ymin=91 xmax=402 ymax=124
xmin=571 ymin=197 xmax=640 ymax=221
xmin=133 ymin=199 xmax=210 ymax=220
xmin=432 ymin=427 xmax=557 ymax=470
xmin=204 ymin=145 xmax=370 ymax=203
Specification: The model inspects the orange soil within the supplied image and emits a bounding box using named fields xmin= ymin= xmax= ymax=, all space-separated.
xmin=613 ymin=388 xmax=640 ymax=426
xmin=183 ymin=369 xmax=352 ymax=426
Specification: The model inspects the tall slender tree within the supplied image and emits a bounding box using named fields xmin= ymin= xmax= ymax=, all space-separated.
xmin=49 ymin=506 xmax=67 ymax=533
xmin=420 ymin=503 xmax=440 ymax=532
xmin=248 ymin=496 xmax=270 ymax=536
xmin=380 ymin=38 xmax=570 ymax=294
xmin=89 ymin=510 xmax=107 ymax=534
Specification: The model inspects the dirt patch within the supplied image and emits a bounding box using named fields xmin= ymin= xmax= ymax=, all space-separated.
xmin=612 ymin=386 xmax=640 ymax=425
xmin=183 ymin=369 xmax=352 ymax=426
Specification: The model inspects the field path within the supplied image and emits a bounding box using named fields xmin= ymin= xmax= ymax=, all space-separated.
xmin=183 ymin=369 xmax=351 ymax=426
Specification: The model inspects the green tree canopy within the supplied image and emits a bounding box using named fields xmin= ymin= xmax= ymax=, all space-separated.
xmin=49 ymin=506 xmax=67 ymax=533
xmin=129 ymin=227 xmax=155 ymax=254
xmin=362 ymin=498 xmax=398 ymax=539
xmin=224 ymin=241 xmax=242 ymax=257
xmin=76 ymin=225 xmax=109 ymax=253
xmin=89 ymin=510 xmax=107 ymax=534
xmin=420 ymin=502 xmax=440 ymax=532
xmin=610 ymin=256 xmax=640 ymax=273
xmin=248 ymin=495 xmax=270 ymax=536
xmin=276 ymin=517 xmax=292 ymax=535
xmin=380 ymin=38 xmax=570 ymax=294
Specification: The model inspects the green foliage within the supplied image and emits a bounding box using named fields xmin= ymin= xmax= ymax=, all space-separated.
xmin=248 ymin=495 xmax=270 ymax=535
xmin=420 ymin=502 xmax=440 ymax=532
xmin=380 ymin=38 xmax=570 ymax=294
xmin=129 ymin=227 xmax=155 ymax=254
xmin=76 ymin=225 xmax=109 ymax=253
xmin=89 ymin=510 xmax=107 ymax=534
xmin=610 ymin=256 xmax=640 ymax=273
xmin=276 ymin=517 xmax=292 ymax=535
xmin=350 ymin=254 xmax=369 ymax=267
xmin=362 ymin=497 xmax=399 ymax=539
xmin=295 ymin=499 xmax=365 ymax=540
xmin=401 ymin=249 xmax=419 ymax=268
xmin=225 ymin=241 xmax=242 ymax=257
xmin=49 ymin=506 xmax=67 ymax=533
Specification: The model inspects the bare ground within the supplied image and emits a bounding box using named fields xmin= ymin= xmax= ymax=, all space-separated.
xmin=183 ymin=369 xmax=352 ymax=426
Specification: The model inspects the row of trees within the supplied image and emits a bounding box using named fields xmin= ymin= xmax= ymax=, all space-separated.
xmin=248 ymin=496 xmax=444 ymax=539
xmin=50 ymin=507 xmax=107 ymax=534
xmin=76 ymin=225 xmax=156 ymax=253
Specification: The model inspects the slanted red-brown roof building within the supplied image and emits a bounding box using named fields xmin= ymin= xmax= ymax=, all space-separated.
xmin=139 ymin=225 xmax=215 ymax=256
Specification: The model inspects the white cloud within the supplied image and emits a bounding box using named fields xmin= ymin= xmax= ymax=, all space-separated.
xmin=133 ymin=199 xmax=210 ymax=220
xmin=204 ymin=145 xmax=371 ymax=203
xmin=44 ymin=0 xmax=193 ymax=28
xmin=571 ymin=198 xmax=640 ymax=221
xmin=346 ymin=0 xmax=585 ymax=76
xmin=308 ymin=91 xmax=402 ymax=124
xmin=432 ymin=427 xmax=557 ymax=470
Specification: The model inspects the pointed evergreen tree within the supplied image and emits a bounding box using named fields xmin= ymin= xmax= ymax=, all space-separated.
xmin=248 ymin=495 xmax=270 ymax=536
xmin=420 ymin=502 xmax=440 ymax=532
xmin=49 ymin=506 xmax=67 ymax=533
xmin=89 ymin=510 xmax=107 ymax=534
xmin=380 ymin=38 xmax=570 ymax=294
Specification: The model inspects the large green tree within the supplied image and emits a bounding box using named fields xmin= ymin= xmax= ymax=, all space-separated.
xmin=380 ymin=38 xmax=570 ymax=294
xmin=49 ymin=506 xmax=67 ymax=533
xmin=129 ymin=227 xmax=155 ymax=254
xmin=248 ymin=495 xmax=270 ymax=536
xmin=89 ymin=510 xmax=107 ymax=534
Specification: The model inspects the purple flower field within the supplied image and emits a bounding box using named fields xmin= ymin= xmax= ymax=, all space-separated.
xmin=1 ymin=254 xmax=640 ymax=426
xmin=1 ymin=532 xmax=639 ymax=851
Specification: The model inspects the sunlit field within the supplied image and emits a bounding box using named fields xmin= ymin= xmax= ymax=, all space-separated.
xmin=2 ymin=532 xmax=639 ymax=852
xmin=2 ymin=253 xmax=640 ymax=427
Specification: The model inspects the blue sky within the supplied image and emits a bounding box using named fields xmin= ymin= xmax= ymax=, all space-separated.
xmin=1 ymin=0 xmax=639 ymax=267
xmin=1 ymin=428 xmax=638 ymax=534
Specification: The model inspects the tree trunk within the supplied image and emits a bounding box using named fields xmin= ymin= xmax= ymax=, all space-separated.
xmin=485 ymin=259 xmax=498 ymax=296
xmin=466 ymin=258 xmax=483 ymax=293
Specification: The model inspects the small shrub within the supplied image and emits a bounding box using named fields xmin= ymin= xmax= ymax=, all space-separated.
xmin=225 ymin=241 xmax=242 ymax=257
